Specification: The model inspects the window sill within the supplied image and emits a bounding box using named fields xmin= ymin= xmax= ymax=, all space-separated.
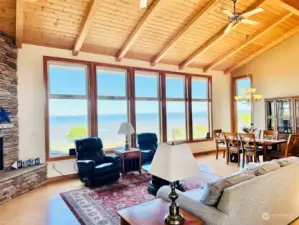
xmin=186 ymin=138 xmax=213 ymax=143
xmin=46 ymin=155 xmax=76 ymax=162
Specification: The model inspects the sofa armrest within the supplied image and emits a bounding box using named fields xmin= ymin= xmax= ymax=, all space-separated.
xmin=103 ymin=155 xmax=121 ymax=167
xmin=77 ymin=160 xmax=95 ymax=185
xmin=157 ymin=186 xmax=226 ymax=225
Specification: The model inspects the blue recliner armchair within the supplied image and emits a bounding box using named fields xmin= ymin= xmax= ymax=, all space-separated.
xmin=75 ymin=137 xmax=121 ymax=187
xmin=137 ymin=133 xmax=158 ymax=165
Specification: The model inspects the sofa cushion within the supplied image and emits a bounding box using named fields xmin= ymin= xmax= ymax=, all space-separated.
xmin=255 ymin=161 xmax=280 ymax=176
xmin=273 ymin=156 xmax=299 ymax=167
xmin=200 ymin=171 xmax=255 ymax=206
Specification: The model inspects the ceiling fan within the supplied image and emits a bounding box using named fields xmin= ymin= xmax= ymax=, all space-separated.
xmin=223 ymin=0 xmax=264 ymax=34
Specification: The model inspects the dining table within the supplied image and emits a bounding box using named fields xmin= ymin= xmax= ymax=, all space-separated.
xmin=254 ymin=139 xmax=288 ymax=161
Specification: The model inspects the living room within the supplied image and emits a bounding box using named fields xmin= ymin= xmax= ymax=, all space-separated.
xmin=0 ymin=0 xmax=299 ymax=224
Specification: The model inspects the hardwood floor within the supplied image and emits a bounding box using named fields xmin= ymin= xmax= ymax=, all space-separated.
xmin=0 ymin=153 xmax=298 ymax=225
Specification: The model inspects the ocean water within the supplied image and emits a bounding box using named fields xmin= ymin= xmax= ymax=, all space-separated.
xmin=49 ymin=112 xmax=209 ymax=157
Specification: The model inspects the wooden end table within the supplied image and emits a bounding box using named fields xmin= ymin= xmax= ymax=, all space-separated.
xmin=117 ymin=198 xmax=204 ymax=225
xmin=115 ymin=148 xmax=142 ymax=178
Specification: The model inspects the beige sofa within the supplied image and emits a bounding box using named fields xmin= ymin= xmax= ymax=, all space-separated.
xmin=157 ymin=162 xmax=299 ymax=225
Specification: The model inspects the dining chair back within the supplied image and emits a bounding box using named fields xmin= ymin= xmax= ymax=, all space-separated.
xmin=213 ymin=129 xmax=226 ymax=160
xmin=285 ymin=134 xmax=299 ymax=157
xmin=263 ymin=130 xmax=279 ymax=140
xmin=223 ymin=132 xmax=240 ymax=166
xmin=239 ymin=133 xmax=261 ymax=167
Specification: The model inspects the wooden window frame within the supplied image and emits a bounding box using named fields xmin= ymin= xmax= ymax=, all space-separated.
xmin=95 ymin=66 xmax=130 ymax=150
xmin=231 ymin=75 xmax=253 ymax=132
xmin=190 ymin=75 xmax=212 ymax=141
xmin=44 ymin=56 xmax=213 ymax=162
xmin=133 ymin=70 xmax=162 ymax=142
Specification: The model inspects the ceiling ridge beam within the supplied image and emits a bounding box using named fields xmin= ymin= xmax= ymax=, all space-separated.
xmin=276 ymin=0 xmax=299 ymax=15
xmin=179 ymin=0 xmax=267 ymax=70
xmin=73 ymin=0 xmax=99 ymax=56
xmin=224 ymin=25 xmax=299 ymax=74
xmin=16 ymin=0 xmax=24 ymax=49
xmin=116 ymin=0 xmax=163 ymax=62
xmin=150 ymin=0 xmax=222 ymax=66
xmin=204 ymin=12 xmax=293 ymax=72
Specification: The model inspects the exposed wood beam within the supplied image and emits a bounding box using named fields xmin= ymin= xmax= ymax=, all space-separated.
xmin=204 ymin=12 xmax=293 ymax=72
xmin=225 ymin=25 xmax=299 ymax=74
xmin=150 ymin=0 xmax=222 ymax=66
xmin=116 ymin=0 xmax=163 ymax=61
xmin=276 ymin=0 xmax=299 ymax=15
xmin=73 ymin=0 xmax=99 ymax=56
xmin=179 ymin=0 xmax=267 ymax=70
xmin=16 ymin=0 xmax=24 ymax=49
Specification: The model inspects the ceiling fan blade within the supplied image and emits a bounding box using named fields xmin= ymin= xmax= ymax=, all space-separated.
xmin=140 ymin=0 xmax=147 ymax=8
xmin=223 ymin=9 xmax=234 ymax=17
xmin=241 ymin=19 xmax=260 ymax=26
xmin=224 ymin=23 xmax=234 ymax=34
xmin=241 ymin=8 xmax=264 ymax=18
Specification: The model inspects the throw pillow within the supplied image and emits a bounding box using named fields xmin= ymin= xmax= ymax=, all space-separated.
xmin=256 ymin=161 xmax=280 ymax=176
xmin=200 ymin=171 xmax=256 ymax=206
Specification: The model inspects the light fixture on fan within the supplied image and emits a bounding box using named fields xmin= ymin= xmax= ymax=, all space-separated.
xmin=234 ymin=35 xmax=263 ymax=102
xmin=223 ymin=0 xmax=264 ymax=34
xmin=140 ymin=0 xmax=147 ymax=8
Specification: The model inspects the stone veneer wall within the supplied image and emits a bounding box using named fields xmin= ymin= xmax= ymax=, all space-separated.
xmin=0 ymin=164 xmax=47 ymax=205
xmin=0 ymin=32 xmax=18 ymax=170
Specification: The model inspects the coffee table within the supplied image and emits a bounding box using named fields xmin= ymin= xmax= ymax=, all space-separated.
xmin=117 ymin=198 xmax=204 ymax=225
xmin=142 ymin=163 xmax=184 ymax=196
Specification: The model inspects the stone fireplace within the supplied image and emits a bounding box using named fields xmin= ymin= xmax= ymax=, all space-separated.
xmin=0 ymin=33 xmax=47 ymax=205
xmin=0 ymin=32 xmax=18 ymax=171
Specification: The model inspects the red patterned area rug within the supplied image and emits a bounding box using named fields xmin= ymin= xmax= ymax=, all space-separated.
xmin=60 ymin=172 xmax=219 ymax=225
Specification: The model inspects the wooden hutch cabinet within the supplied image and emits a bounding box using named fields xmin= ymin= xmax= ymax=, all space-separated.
xmin=265 ymin=97 xmax=299 ymax=134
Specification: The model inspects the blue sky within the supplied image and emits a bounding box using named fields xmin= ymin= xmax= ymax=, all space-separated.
xmin=49 ymin=66 xmax=209 ymax=116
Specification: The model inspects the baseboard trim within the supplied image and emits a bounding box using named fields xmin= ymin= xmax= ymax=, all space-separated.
xmin=193 ymin=150 xmax=219 ymax=157
xmin=47 ymin=173 xmax=78 ymax=183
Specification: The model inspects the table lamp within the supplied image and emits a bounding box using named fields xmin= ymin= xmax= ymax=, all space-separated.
xmin=117 ymin=122 xmax=135 ymax=150
xmin=149 ymin=143 xmax=200 ymax=225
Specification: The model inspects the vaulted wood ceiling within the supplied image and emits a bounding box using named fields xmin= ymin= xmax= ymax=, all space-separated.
xmin=1 ymin=0 xmax=299 ymax=73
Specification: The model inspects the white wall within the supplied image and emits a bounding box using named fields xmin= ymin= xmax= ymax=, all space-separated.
xmin=232 ymin=33 xmax=299 ymax=130
xmin=17 ymin=44 xmax=231 ymax=177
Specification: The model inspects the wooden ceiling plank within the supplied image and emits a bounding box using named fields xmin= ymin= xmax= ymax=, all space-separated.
xmin=73 ymin=0 xmax=99 ymax=56
xmin=204 ymin=12 xmax=293 ymax=72
xmin=179 ymin=0 xmax=267 ymax=70
xmin=276 ymin=0 xmax=299 ymax=15
xmin=150 ymin=0 xmax=222 ymax=66
xmin=225 ymin=25 xmax=299 ymax=74
xmin=116 ymin=0 xmax=163 ymax=61
xmin=16 ymin=0 xmax=24 ymax=48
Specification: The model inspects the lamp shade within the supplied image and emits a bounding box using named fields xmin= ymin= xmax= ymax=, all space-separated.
xmin=149 ymin=143 xmax=201 ymax=182
xmin=117 ymin=122 xmax=135 ymax=135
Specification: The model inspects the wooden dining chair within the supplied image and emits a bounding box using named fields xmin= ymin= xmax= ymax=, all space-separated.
xmin=269 ymin=134 xmax=299 ymax=159
xmin=263 ymin=130 xmax=279 ymax=140
xmin=223 ymin=132 xmax=240 ymax=166
xmin=214 ymin=129 xmax=226 ymax=160
xmin=239 ymin=133 xmax=264 ymax=168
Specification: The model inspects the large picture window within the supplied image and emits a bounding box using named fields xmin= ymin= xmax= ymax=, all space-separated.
xmin=135 ymin=71 xmax=160 ymax=141
xmin=44 ymin=57 xmax=213 ymax=161
xmin=191 ymin=76 xmax=211 ymax=139
xmin=46 ymin=62 xmax=90 ymax=159
xmin=97 ymin=67 xmax=128 ymax=149
xmin=165 ymin=75 xmax=186 ymax=141
xmin=232 ymin=76 xmax=252 ymax=132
